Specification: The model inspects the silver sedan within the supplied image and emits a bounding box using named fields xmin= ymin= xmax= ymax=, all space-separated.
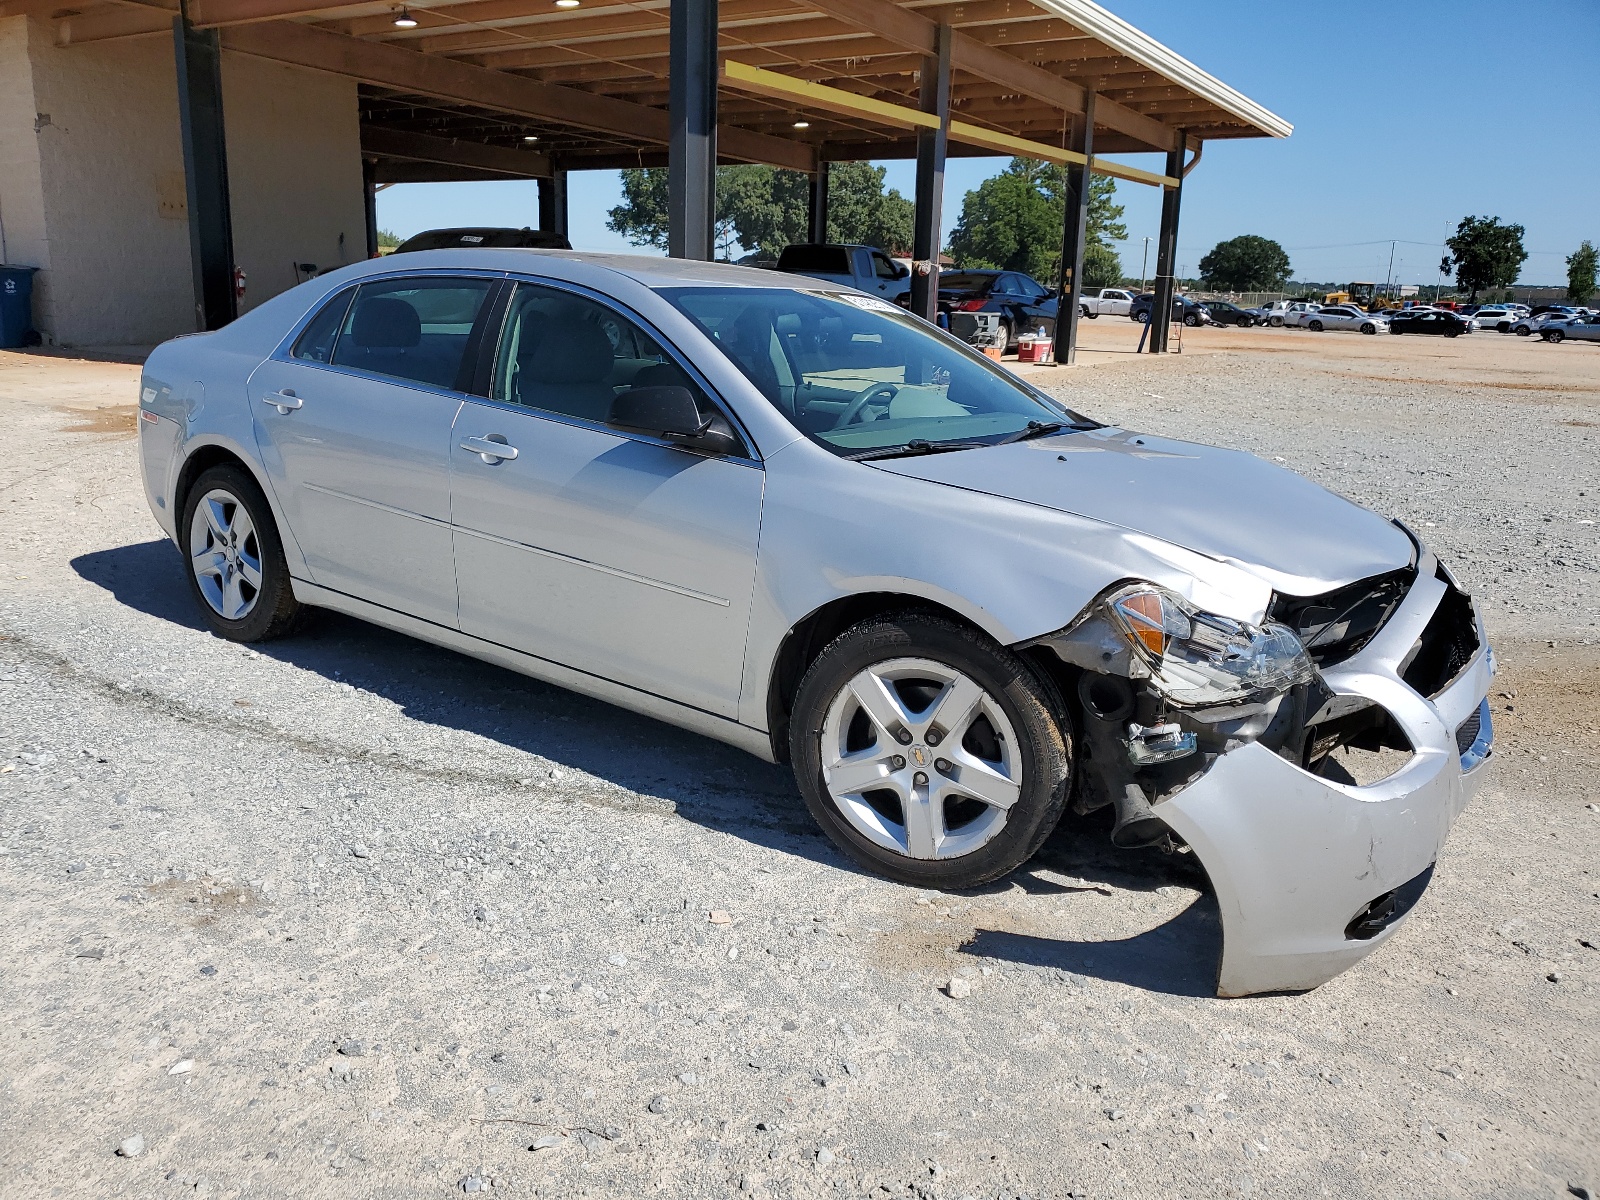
xmin=137 ymin=251 xmax=1493 ymax=997
xmin=1303 ymin=305 xmax=1387 ymax=334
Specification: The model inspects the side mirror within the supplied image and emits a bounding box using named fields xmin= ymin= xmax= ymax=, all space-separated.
xmin=897 ymin=263 xmax=911 ymax=279
xmin=608 ymin=385 xmax=737 ymax=455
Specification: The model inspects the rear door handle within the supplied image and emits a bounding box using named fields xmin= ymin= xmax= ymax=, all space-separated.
xmin=261 ymin=390 xmax=302 ymax=413
xmin=460 ymin=435 xmax=519 ymax=463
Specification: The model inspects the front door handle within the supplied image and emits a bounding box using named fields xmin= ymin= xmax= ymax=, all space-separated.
xmin=460 ymin=435 xmax=519 ymax=463
xmin=261 ymin=390 xmax=302 ymax=414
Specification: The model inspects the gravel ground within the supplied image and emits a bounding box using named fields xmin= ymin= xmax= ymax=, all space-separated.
xmin=0 ymin=329 xmax=1596 ymax=1200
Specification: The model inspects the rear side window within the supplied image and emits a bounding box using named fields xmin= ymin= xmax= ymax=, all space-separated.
xmin=291 ymin=287 xmax=355 ymax=363
xmin=330 ymin=276 xmax=495 ymax=390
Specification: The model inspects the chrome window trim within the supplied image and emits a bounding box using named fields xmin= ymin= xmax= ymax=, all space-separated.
xmin=484 ymin=272 xmax=765 ymax=469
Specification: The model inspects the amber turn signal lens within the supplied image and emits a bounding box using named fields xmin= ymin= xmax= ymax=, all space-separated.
xmin=1119 ymin=591 xmax=1169 ymax=655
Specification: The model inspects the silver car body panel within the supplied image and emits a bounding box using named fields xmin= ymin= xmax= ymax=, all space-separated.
xmin=135 ymin=249 xmax=1494 ymax=997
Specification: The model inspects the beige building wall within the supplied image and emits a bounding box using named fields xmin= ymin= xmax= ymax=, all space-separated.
xmin=0 ymin=15 xmax=364 ymax=346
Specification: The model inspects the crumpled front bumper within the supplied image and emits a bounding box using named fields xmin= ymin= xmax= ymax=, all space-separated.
xmin=1156 ymin=565 xmax=1493 ymax=997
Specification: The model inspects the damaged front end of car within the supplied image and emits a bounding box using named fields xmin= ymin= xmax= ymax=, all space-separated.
xmin=1027 ymin=545 xmax=1494 ymax=997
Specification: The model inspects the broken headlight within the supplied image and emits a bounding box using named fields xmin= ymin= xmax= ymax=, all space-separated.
xmin=1104 ymin=583 xmax=1316 ymax=707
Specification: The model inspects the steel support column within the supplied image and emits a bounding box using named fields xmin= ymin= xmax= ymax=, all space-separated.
xmin=362 ymin=157 xmax=378 ymax=259
xmin=538 ymin=166 xmax=569 ymax=238
xmin=1053 ymin=91 xmax=1095 ymax=365
xmin=1149 ymin=131 xmax=1186 ymax=353
xmin=173 ymin=3 xmax=236 ymax=330
xmin=668 ymin=0 xmax=717 ymax=260
xmin=808 ymin=162 xmax=829 ymax=244
xmin=909 ymin=24 xmax=951 ymax=322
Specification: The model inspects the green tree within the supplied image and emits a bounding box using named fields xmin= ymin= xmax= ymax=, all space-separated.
xmin=1444 ymin=215 xmax=1527 ymax=300
xmin=1197 ymin=235 xmax=1292 ymax=291
xmin=1566 ymin=240 xmax=1598 ymax=304
xmin=606 ymin=162 xmax=914 ymax=260
xmin=946 ymin=158 xmax=1125 ymax=283
xmin=376 ymin=228 xmax=401 ymax=250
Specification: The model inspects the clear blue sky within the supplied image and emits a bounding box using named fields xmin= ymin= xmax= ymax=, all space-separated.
xmin=377 ymin=2 xmax=1600 ymax=286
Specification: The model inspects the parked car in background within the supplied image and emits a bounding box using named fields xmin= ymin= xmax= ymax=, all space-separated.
xmin=137 ymin=248 xmax=1494 ymax=999
xmin=1389 ymin=309 xmax=1472 ymax=337
xmin=1472 ymin=307 xmax=1517 ymax=332
xmin=1304 ymin=305 xmax=1387 ymax=334
xmin=1129 ymin=293 xmax=1211 ymax=326
xmin=1510 ymin=312 xmax=1571 ymax=337
xmin=1079 ymin=287 xmax=1136 ymax=318
xmin=1281 ymin=302 xmax=1326 ymax=328
xmin=1201 ymin=300 xmax=1259 ymax=327
xmin=391 ymin=227 xmax=572 ymax=254
xmin=1541 ymin=315 xmax=1600 ymax=343
xmin=775 ymin=244 xmax=910 ymax=303
xmin=1529 ymin=304 xmax=1579 ymax=318
xmin=935 ymin=270 xmax=1058 ymax=350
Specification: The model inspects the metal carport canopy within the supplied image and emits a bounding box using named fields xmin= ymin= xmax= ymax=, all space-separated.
xmin=35 ymin=0 xmax=1292 ymax=180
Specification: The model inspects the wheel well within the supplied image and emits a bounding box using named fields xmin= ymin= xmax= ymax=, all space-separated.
xmin=173 ymin=445 xmax=255 ymax=524
xmin=765 ymin=593 xmax=1039 ymax=763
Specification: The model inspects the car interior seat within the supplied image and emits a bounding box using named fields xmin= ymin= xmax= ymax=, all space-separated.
xmin=515 ymin=318 xmax=617 ymax=422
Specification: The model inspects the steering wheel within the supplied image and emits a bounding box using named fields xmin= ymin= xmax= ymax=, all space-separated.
xmin=832 ymin=382 xmax=900 ymax=430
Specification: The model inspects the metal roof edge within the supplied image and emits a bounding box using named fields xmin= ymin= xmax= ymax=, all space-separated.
xmin=1034 ymin=0 xmax=1293 ymax=140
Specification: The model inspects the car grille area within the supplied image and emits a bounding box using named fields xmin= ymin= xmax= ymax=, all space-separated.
xmin=1401 ymin=570 xmax=1480 ymax=698
xmin=1268 ymin=568 xmax=1415 ymax=668
xmin=1454 ymin=705 xmax=1482 ymax=756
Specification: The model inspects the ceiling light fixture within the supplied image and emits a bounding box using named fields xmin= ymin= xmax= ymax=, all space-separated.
xmin=793 ymin=120 xmax=810 ymax=129
xmin=553 ymin=0 xmax=581 ymax=8
xmin=523 ymin=135 xmax=539 ymax=142
xmin=391 ymin=6 xmax=417 ymax=26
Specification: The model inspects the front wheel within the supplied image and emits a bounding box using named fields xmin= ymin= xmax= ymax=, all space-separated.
xmin=1515 ymin=327 xmax=1530 ymax=336
xmin=1269 ymin=316 xmax=1284 ymax=327
xmin=180 ymin=464 xmax=305 ymax=642
xmin=1544 ymin=329 xmax=1565 ymax=343
xmin=1308 ymin=319 xmax=1324 ymax=332
xmin=789 ymin=614 xmax=1070 ymax=890
xmin=1361 ymin=323 xmax=1377 ymax=334
xmin=1133 ymin=310 xmax=1150 ymax=324
xmin=1183 ymin=313 xmax=1200 ymax=327
xmin=997 ymin=320 xmax=1014 ymax=351
xmin=1390 ymin=325 xmax=1403 ymax=335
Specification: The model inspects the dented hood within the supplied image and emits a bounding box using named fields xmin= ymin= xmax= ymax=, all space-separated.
xmin=874 ymin=427 xmax=1416 ymax=595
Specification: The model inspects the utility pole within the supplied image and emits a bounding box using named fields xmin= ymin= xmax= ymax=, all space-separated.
xmin=1382 ymin=239 xmax=1396 ymax=301
xmin=1140 ymin=236 xmax=1151 ymax=292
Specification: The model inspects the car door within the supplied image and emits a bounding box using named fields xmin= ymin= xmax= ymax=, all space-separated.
xmin=448 ymin=279 xmax=764 ymax=719
xmin=249 ymin=273 xmax=501 ymax=626
xmin=1015 ymin=274 xmax=1057 ymax=337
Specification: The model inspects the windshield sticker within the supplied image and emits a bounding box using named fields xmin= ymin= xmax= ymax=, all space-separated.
xmin=832 ymin=293 xmax=902 ymax=314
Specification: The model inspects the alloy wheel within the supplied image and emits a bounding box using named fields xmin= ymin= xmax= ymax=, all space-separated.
xmin=819 ymin=657 xmax=1021 ymax=861
xmin=187 ymin=487 xmax=263 ymax=620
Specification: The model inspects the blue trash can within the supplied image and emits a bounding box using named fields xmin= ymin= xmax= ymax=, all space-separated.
xmin=0 ymin=266 xmax=39 ymax=349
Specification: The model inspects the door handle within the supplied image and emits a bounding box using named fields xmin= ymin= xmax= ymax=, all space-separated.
xmin=261 ymin=390 xmax=302 ymax=414
xmin=460 ymin=435 xmax=519 ymax=463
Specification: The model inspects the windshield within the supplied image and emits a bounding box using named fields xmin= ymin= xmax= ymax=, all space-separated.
xmin=660 ymin=287 xmax=1091 ymax=455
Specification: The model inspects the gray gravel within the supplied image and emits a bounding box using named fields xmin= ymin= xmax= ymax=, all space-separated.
xmin=0 ymin=341 xmax=1596 ymax=1199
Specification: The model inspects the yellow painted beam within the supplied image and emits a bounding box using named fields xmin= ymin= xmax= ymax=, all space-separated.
xmin=721 ymin=59 xmax=938 ymax=132
xmin=947 ymin=120 xmax=1086 ymax=167
xmin=1090 ymin=158 xmax=1180 ymax=188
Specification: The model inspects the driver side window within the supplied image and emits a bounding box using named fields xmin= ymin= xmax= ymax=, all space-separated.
xmin=490 ymin=282 xmax=720 ymax=429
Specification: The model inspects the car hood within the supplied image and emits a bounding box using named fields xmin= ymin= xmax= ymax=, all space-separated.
xmin=874 ymin=427 xmax=1416 ymax=595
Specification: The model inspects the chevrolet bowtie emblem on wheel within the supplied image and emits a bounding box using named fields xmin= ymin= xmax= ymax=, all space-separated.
xmin=910 ymin=745 xmax=930 ymax=767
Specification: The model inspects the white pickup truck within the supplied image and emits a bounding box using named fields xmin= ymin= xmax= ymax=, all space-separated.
xmin=1078 ymin=287 xmax=1135 ymax=318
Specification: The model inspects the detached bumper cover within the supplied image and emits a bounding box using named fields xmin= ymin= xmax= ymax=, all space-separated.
xmin=1157 ymin=564 xmax=1492 ymax=997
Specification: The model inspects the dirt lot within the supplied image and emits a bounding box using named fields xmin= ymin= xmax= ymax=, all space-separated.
xmin=0 ymin=322 xmax=1596 ymax=1200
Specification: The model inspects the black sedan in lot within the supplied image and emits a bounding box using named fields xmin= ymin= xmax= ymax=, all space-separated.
xmin=936 ymin=270 xmax=1058 ymax=349
xmin=1130 ymin=293 xmax=1211 ymax=326
xmin=1388 ymin=310 xmax=1472 ymax=337
xmin=1202 ymin=300 xmax=1259 ymax=327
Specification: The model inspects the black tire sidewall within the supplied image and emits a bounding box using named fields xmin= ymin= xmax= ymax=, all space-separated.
xmin=179 ymin=464 xmax=297 ymax=642
xmin=789 ymin=614 xmax=1070 ymax=890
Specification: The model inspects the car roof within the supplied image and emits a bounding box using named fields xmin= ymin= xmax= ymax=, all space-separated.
xmin=322 ymin=248 xmax=827 ymax=293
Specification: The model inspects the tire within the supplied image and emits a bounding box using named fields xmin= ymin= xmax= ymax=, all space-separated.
xmin=1182 ymin=313 xmax=1199 ymax=327
xmin=1081 ymin=307 xmax=1097 ymax=319
xmin=1270 ymin=316 xmax=1283 ymax=327
xmin=1445 ymin=328 xmax=1460 ymax=338
xmin=1545 ymin=329 xmax=1564 ymax=343
xmin=1133 ymin=310 xmax=1150 ymax=324
xmin=180 ymin=463 xmax=305 ymax=642
xmin=789 ymin=613 xmax=1071 ymax=891
xmin=1308 ymin=320 xmax=1324 ymax=332
xmin=1361 ymin=323 xmax=1376 ymax=335
xmin=998 ymin=320 xmax=1014 ymax=352
xmin=1390 ymin=325 xmax=1403 ymax=335
xmin=1515 ymin=326 xmax=1530 ymax=336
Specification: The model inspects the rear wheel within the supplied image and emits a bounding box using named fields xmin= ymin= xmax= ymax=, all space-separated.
xmin=1445 ymin=328 xmax=1460 ymax=338
xmin=1390 ymin=325 xmax=1403 ymax=335
xmin=1544 ymin=329 xmax=1565 ymax=343
xmin=1270 ymin=316 xmax=1284 ymax=327
xmin=1361 ymin=323 xmax=1377 ymax=334
xmin=1134 ymin=310 xmax=1150 ymax=324
xmin=1082 ymin=307 xmax=1097 ymax=319
xmin=1308 ymin=319 xmax=1324 ymax=332
xmin=789 ymin=614 xmax=1070 ymax=890
xmin=180 ymin=464 xmax=304 ymax=642
xmin=1516 ymin=326 xmax=1531 ymax=336
xmin=998 ymin=319 xmax=1014 ymax=352
xmin=1183 ymin=313 xmax=1200 ymax=327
